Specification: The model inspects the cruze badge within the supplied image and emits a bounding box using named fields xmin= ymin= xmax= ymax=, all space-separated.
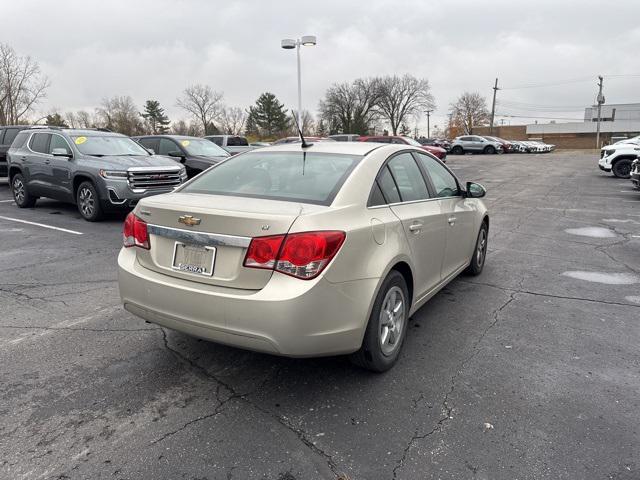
xmin=178 ymin=215 xmax=201 ymax=227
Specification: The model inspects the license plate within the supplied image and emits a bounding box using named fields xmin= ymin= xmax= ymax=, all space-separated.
xmin=172 ymin=242 xmax=216 ymax=276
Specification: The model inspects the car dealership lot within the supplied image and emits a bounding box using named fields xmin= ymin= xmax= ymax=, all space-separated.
xmin=1 ymin=152 xmax=639 ymax=480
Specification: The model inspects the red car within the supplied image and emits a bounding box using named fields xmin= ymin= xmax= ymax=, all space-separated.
xmin=358 ymin=135 xmax=447 ymax=161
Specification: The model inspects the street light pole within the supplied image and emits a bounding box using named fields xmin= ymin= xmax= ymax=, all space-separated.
xmin=296 ymin=42 xmax=302 ymax=132
xmin=595 ymin=75 xmax=604 ymax=150
xmin=281 ymin=35 xmax=317 ymax=135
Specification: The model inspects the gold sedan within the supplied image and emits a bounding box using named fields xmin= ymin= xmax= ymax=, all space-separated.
xmin=118 ymin=141 xmax=488 ymax=371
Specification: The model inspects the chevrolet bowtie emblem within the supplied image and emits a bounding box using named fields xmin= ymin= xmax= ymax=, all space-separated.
xmin=178 ymin=215 xmax=201 ymax=227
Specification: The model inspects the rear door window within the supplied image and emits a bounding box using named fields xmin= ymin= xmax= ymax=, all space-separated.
xmin=376 ymin=167 xmax=401 ymax=204
xmin=208 ymin=137 xmax=223 ymax=146
xmin=387 ymin=153 xmax=430 ymax=202
xmin=30 ymin=133 xmax=51 ymax=154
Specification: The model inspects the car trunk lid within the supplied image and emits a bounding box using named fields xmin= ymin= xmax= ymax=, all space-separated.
xmin=133 ymin=192 xmax=305 ymax=290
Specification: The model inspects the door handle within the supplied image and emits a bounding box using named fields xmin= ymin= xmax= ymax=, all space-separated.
xmin=408 ymin=222 xmax=423 ymax=233
xmin=44 ymin=159 xmax=51 ymax=164
xmin=448 ymin=216 xmax=457 ymax=225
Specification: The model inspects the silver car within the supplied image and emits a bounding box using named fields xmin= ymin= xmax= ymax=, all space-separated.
xmin=450 ymin=135 xmax=503 ymax=155
xmin=118 ymin=142 xmax=489 ymax=371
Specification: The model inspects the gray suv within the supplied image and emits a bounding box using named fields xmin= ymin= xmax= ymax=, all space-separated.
xmin=7 ymin=128 xmax=187 ymax=221
xmin=450 ymin=135 xmax=503 ymax=155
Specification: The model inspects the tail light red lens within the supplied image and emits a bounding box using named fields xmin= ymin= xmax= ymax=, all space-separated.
xmin=243 ymin=234 xmax=285 ymax=269
xmin=123 ymin=212 xmax=150 ymax=249
xmin=243 ymin=231 xmax=345 ymax=280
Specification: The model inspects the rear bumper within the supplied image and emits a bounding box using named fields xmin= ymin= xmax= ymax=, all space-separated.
xmin=118 ymin=248 xmax=377 ymax=357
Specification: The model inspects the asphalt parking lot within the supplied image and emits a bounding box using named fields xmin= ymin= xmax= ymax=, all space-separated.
xmin=1 ymin=151 xmax=639 ymax=480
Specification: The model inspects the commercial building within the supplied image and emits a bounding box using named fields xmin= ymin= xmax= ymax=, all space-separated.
xmin=474 ymin=102 xmax=640 ymax=149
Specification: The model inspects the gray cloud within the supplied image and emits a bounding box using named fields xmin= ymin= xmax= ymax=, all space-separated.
xmin=5 ymin=0 xmax=639 ymax=132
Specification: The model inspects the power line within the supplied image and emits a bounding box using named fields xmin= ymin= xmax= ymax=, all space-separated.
xmin=496 ymin=113 xmax=585 ymax=120
xmin=497 ymin=101 xmax=585 ymax=112
xmin=500 ymin=76 xmax=594 ymax=90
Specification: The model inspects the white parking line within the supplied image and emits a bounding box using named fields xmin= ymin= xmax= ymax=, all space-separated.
xmin=0 ymin=199 xmax=15 ymax=203
xmin=0 ymin=215 xmax=83 ymax=235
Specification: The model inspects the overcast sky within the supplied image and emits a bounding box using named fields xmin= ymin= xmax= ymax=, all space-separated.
xmin=5 ymin=0 xmax=640 ymax=134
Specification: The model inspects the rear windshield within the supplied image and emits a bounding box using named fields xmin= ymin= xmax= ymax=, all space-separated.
xmin=180 ymin=151 xmax=362 ymax=205
xmin=70 ymin=135 xmax=149 ymax=156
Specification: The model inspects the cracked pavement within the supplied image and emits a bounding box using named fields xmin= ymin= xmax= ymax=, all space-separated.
xmin=0 ymin=151 xmax=639 ymax=479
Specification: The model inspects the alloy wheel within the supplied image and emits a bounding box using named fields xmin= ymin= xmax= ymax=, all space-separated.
xmin=13 ymin=178 xmax=25 ymax=204
xmin=79 ymin=187 xmax=95 ymax=217
xmin=379 ymin=286 xmax=406 ymax=356
xmin=477 ymin=228 xmax=487 ymax=267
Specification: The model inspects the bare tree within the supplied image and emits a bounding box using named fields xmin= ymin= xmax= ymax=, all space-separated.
xmin=289 ymin=110 xmax=315 ymax=136
xmin=0 ymin=43 xmax=50 ymax=124
xmin=220 ymin=106 xmax=247 ymax=135
xmin=176 ymin=85 xmax=224 ymax=135
xmin=171 ymin=119 xmax=202 ymax=136
xmin=63 ymin=110 xmax=97 ymax=129
xmin=96 ymin=96 xmax=143 ymax=136
xmin=377 ymin=74 xmax=435 ymax=135
xmin=449 ymin=92 xmax=489 ymax=134
xmin=319 ymin=78 xmax=381 ymax=135
xmin=77 ymin=110 xmax=95 ymax=128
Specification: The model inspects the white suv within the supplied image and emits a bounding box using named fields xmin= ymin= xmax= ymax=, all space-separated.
xmin=599 ymin=137 xmax=640 ymax=178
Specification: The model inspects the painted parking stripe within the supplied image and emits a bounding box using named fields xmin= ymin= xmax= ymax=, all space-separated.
xmin=0 ymin=215 xmax=83 ymax=235
xmin=0 ymin=199 xmax=15 ymax=203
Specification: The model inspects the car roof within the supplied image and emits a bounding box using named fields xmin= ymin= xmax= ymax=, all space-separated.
xmin=134 ymin=134 xmax=202 ymax=140
xmin=60 ymin=129 xmax=123 ymax=137
xmin=252 ymin=140 xmax=388 ymax=156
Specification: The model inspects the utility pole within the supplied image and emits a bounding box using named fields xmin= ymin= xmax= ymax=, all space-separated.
xmin=595 ymin=75 xmax=604 ymax=150
xmin=489 ymin=78 xmax=499 ymax=135
xmin=425 ymin=109 xmax=433 ymax=138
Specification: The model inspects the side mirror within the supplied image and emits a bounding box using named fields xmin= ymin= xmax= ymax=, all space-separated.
xmin=168 ymin=151 xmax=184 ymax=158
xmin=466 ymin=181 xmax=486 ymax=198
xmin=51 ymin=148 xmax=72 ymax=157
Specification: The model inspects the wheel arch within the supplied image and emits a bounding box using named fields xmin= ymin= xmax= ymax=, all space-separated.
xmin=8 ymin=165 xmax=22 ymax=182
xmin=72 ymin=173 xmax=99 ymax=201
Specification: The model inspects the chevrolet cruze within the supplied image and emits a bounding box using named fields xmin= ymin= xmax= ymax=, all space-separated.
xmin=118 ymin=142 xmax=489 ymax=371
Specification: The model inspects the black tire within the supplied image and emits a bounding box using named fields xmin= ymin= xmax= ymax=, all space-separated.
xmin=76 ymin=181 xmax=104 ymax=221
xmin=612 ymin=159 xmax=632 ymax=179
xmin=484 ymin=145 xmax=496 ymax=155
xmin=11 ymin=173 xmax=37 ymax=208
xmin=451 ymin=145 xmax=464 ymax=155
xmin=350 ymin=271 xmax=409 ymax=373
xmin=465 ymin=221 xmax=488 ymax=276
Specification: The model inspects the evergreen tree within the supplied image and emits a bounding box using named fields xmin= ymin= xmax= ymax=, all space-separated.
xmin=46 ymin=113 xmax=68 ymax=127
xmin=141 ymin=100 xmax=170 ymax=134
xmin=246 ymin=92 xmax=290 ymax=139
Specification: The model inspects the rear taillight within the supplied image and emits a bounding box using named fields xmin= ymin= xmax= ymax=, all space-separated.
xmin=123 ymin=212 xmax=150 ymax=249
xmin=243 ymin=231 xmax=345 ymax=280
xmin=243 ymin=234 xmax=285 ymax=269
